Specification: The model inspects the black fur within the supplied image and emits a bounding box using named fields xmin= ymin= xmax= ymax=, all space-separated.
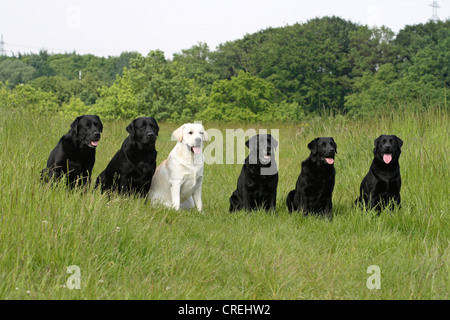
xmin=229 ymin=134 xmax=278 ymax=212
xmin=286 ymin=137 xmax=337 ymax=217
xmin=355 ymin=134 xmax=403 ymax=211
xmin=95 ymin=117 xmax=159 ymax=197
xmin=41 ymin=115 xmax=103 ymax=187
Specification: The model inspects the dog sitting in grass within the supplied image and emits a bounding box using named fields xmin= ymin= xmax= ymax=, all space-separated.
xmin=41 ymin=115 xmax=103 ymax=188
xmin=355 ymin=134 xmax=403 ymax=212
xmin=95 ymin=117 xmax=159 ymax=197
xmin=148 ymin=123 xmax=207 ymax=211
xmin=286 ymin=137 xmax=337 ymax=217
xmin=229 ymin=134 xmax=279 ymax=212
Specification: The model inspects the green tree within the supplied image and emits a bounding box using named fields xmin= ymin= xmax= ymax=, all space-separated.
xmin=0 ymin=60 xmax=36 ymax=87
xmin=92 ymin=50 xmax=208 ymax=121
xmin=21 ymin=50 xmax=55 ymax=78
xmin=348 ymin=26 xmax=398 ymax=77
xmin=111 ymin=51 xmax=141 ymax=77
xmin=172 ymin=42 xmax=219 ymax=90
xmin=29 ymin=76 xmax=79 ymax=106
xmin=134 ymin=51 xmax=200 ymax=121
xmin=211 ymin=16 xmax=359 ymax=112
xmin=91 ymin=67 xmax=140 ymax=120
xmin=198 ymin=71 xmax=276 ymax=122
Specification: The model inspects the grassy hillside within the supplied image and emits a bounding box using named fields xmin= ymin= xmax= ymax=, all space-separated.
xmin=0 ymin=106 xmax=448 ymax=299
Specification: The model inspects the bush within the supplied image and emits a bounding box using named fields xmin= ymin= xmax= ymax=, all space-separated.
xmin=0 ymin=82 xmax=59 ymax=113
xmin=60 ymin=97 xmax=90 ymax=119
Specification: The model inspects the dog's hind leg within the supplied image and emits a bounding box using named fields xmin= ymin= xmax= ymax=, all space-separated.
xmin=229 ymin=193 xmax=240 ymax=212
xmin=286 ymin=190 xmax=296 ymax=213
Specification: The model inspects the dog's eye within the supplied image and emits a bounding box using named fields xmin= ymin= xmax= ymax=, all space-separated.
xmin=200 ymin=132 xmax=204 ymax=135
xmin=188 ymin=131 xmax=193 ymax=135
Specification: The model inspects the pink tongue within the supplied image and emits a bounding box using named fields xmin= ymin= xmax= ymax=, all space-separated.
xmin=264 ymin=155 xmax=271 ymax=159
xmin=325 ymin=158 xmax=334 ymax=165
xmin=192 ymin=147 xmax=201 ymax=154
xmin=383 ymin=154 xmax=392 ymax=164
xmin=91 ymin=141 xmax=99 ymax=147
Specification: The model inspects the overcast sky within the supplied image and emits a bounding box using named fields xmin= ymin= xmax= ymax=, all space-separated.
xmin=0 ymin=0 xmax=448 ymax=58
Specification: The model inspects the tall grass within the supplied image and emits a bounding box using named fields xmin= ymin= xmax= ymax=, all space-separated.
xmin=0 ymin=106 xmax=448 ymax=299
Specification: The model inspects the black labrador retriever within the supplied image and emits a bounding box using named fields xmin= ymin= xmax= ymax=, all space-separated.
xmin=356 ymin=134 xmax=403 ymax=211
xmin=41 ymin=115 xmax=103 ymax=187
xmin=95 ymin=117 xmax=159 ymax=196
xmin=286 ymin=137 xmax=337 ymax=217
xmin=229 ymin=134 xmax=278 ymax=212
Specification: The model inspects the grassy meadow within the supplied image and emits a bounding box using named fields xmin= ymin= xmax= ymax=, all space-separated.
xmin=0 ymin=106 xmax=448 ymax=300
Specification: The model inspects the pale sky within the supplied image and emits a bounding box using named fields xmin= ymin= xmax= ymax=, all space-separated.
xmin=0 ymin=0 xmax=448 ymax=58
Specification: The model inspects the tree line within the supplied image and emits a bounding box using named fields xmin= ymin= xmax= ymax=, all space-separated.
xmin=0 ymin=16 xmax=448 ymax=121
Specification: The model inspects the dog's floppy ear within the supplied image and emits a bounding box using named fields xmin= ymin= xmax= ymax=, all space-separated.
xmin=307 ymin=138 xmax=318 ymax=154
xmin=126 ymin=119 xmax=136 ymax=138
xmin=373 ymin=135 xmax=382 ymax=154
xmin=331 ymin=137 xmax=337 ymax=154
xmin=396 ymin=136 xmax=403 ymax=149
xmin=374 ymin=136 xmax=380 ymax=147
xmin=245 ymin=135 xmax=259 ymax=150
xmin=95 ymin=115 xmax=103 ymax=132
xmin=202 ymin=126 xmax=208 ymax=141
xmin=172 ymin=124 xmax=185 ymax=142
xmin=153 ymin=119 xmax=160 ymax=137
xmin=70 ymin=116 xmax=81 ymax=136
xmin=271 ymin=135 xmax=279 ymax=150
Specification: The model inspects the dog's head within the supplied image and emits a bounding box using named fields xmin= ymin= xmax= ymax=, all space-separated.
xmin=373 ymin=135 xmax=403 ymax=165
xmin=70 ymin=115 xmax=103 ymax=149
xmin=126 ymin=117 xmax=159 ymax=145
xmin=246 ymin=134 xmax=278 ymax=166
xmin=307 ymin=137 xmax=337 ymax=166
xmin=172 ymin=123 xmax=208 ymax=155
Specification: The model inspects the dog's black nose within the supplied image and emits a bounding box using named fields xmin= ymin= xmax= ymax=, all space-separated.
xmin=93 ymin=133 xmax=101 ymax=140
xmin=195 ymin=137 xmax=202 ymax=145
xmin=147 ymin=132 xmax=155 ymax=138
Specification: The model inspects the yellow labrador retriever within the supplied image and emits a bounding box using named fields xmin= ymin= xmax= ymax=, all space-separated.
xmin=149 ymin=123 xmax=208 ymax=211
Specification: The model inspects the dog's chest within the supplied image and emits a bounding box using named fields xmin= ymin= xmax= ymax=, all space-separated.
xmin=371 ymin=167 xmax=401 ymax=194
xmin=185 ymin=166 xmax=203 ymax=185
xmin=68 ymin=157 xmax=93 ymax=173
xmin=176 ymin=163 xmax=202 ymax=192
xmin=136 ymin=161 xmax=151 ymax=174
xmin=375 ymin=178 xmax=400 ymax=195
xmin=246 ymin=174 xmax=277 ymax=197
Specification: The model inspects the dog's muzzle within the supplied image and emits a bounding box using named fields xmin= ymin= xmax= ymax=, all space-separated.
xmin=88 ymin=133 xmax=101 ymax=148
xmin=188 ymin=138 xmax=202 ymax=155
